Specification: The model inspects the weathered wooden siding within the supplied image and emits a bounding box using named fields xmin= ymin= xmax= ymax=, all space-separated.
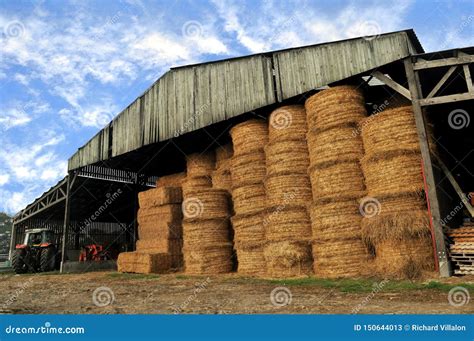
xmin=112 ymin=98 xmax=143 ymax=157
xmin=68 ymin=31 xmax=420 ymax=171
xmin=273 ymin=32 xmax=415 ymax=101
xmin=68 ymin=126 xmax=110 ymax=170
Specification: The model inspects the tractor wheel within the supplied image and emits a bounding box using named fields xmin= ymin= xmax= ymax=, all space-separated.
xmin=40 ymin=247 xmax=56 ymax=272
xmin=12 ymin=249 xmax=27 ymax=274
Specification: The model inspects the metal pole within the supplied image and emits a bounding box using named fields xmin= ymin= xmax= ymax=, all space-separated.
xmin=60 ymin=173 xmax=72 ymax=273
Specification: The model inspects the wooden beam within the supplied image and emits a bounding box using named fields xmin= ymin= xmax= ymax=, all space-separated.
xmin=404 ymin=58 xmax=451 ymax=277
xmin=8 ymin=222 xmax=16 ymax=261
xmin=463 ymin=64 xmax=473 ymax=93
xmin=420 ymin=92 xmax=474 ymax=106
xmin=60 ymin=174 xmax=72 ymax=273
xmin=371 ymin=71 xmax=412 ymax=100
xmin=414 ymin=55 xmax=474 ymax=70
xmin=435 ymin=155 xmax=474 ymax=217
xmin=426 ymin=66 xmax=457 ymax=99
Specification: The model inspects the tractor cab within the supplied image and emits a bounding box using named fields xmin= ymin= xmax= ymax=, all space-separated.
xmin=12 ymin=228 xmax=61 ymax=274
xmin=22 ymin=229 xmax=56 ymax=247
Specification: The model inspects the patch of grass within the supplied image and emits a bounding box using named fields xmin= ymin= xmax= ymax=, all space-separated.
xmin=106 ymin=272 xmax=160 ymax=280
xmin=255 ymin=277 xmax=474 ymax=293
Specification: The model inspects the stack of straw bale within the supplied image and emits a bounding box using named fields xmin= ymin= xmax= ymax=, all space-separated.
xmin=230 ymin=119 xmax=268 ymax=275
xmin=118 ymin=185 xmax=184 ymax=274
xmin=263 ymin=106 xmax=313 ymax=277
xmin=182 ymin=152 xmax=215 ymax=197
xmin=305 ymin=86 xmax=370 ymax=278
xmin=182 ymin=153 xmax=233 ymax=274
xmin=212 ymin=144 xmax=233 ymax=192
xmin=360 ymin=106 xmax=434 ymax=279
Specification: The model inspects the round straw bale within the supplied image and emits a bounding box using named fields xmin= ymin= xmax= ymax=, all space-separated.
xmin=230 ymin=119 xmax=268 ymax=156
xmin=265 ymin=140 xmax=310 ymax=176
xmin=215 ymin=143 xmax=233 ymax=168
xmin=305 ymin=86 xmax=367 ymax=131
xmin=231 ymin=151 xmax=266 ymax=187
xmin=231 ymin=212 xmax=265 ymax=244
xmin=361 ymin=106 xmax=420 ymax=158
xmin=212 ymin=168 xmax=232 ymax=192
xmin=374 ymin=235 xmax=434 ymax=279
xmin=232 ymin=184 xmax=266 ymax=215
xmin=361 ymin=210 xmax=431 ymax=245
xmin=235 ymin=242 xmax=266 ymax=275
xmin=156 ymin=172 xmax=186 ymax=187
xmin=264 ymin=206 xmax=312 ymax=242
xmin=268 ymin=105 xmax=307 ymax=141
xmin=186 ymin=152 xmax=215 ymax=176
xmin=264 ymin=241 xmax=313 ymax=278
xmin=182 ymin=188 xmax=230 ymax=220
xmin=182 ymin=176 xmax=212 ymax=197
xmin=361 ymin=192 xmax=426 ymax=216
xmin=308 ymin=161 xmax=366 ymax=200
xmin=310 ymin=200 xmax=362 ymax=241
xmin=312 ymin=238 xmax=369 ymax=278
xmin=306 ymin=126 xmax=364 ymax=166
xmin=183 ymin=244 xmax=234 ymax=274
xmin=183 ymin=218 xmax=231 ymax=248
xmin=265 ymin=173 xmax=313 ymax=207
xmin=361 ymin=151 xmax=424 ymax=197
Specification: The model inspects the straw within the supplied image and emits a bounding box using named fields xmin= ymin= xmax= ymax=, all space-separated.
xmin=265 ymin=139 xmax=310 ymax=176
xmin=264 ymin=206 xmax=312 ymax=242
xmin=264 ymin=241 xmax=313 ymax=278
xmin=268 ymin=105 xmax=307 ymax=142
xmin=232 ymin=183 xmax=266 ymax=215
xmin=231 ymin=151 xmax=266 ymax=187
xmin=230 ymin=119 xmax=269 ymax=156
xmin=265 ymin=173 xmax=313 ymax=207
xmin=186 ymin=152 xmax=215 ymax=177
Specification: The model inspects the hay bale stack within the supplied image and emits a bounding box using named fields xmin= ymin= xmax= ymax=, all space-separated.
xmin=182 ymin=188 xmax=233 ymax=274
xmin=304 ymin=86 xmax=369 ymax=278
xmin=263 ymin=105 xmax=313 ymax=277
xmin=264 ymin=241 xmax=313 ymax=278
xmin=212 ymin=144 xmax=233 ymax=192
xmin=305 ymin=85 xmax=366 ymax=131
xmin=182 ymin=151 xmax=215 ymax=197
xmin=117 ymin=252 xmax=171 ymax=274
xmin=123 ymin=185 xmax=185 ymax=273
xmin=360 ymin=106 xmax=435 ymax=279
xmin=230 ymin=119 xmax=268 ymax=156
xmin=230 ymin=119 xmax=268 ymax=275
xmin=156 ymin=172 xmax=186 ymax=187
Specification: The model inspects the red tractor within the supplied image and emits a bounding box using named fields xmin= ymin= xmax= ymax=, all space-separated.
xmin=12 ymin=229 xmax=61 ymax=274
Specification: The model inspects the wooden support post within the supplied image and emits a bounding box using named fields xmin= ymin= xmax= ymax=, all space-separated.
xmin=8 ymin=222 xmax=16 ymax=261
xmin=404 ymin=58 xmax=451 ymax=277
xmin=463 ymin=64 xmax=473 ymax=93
xmin=371 ymin=71 xmax=412 ymax=100
xmin=60 ymin=173 xmax=72 ymax=273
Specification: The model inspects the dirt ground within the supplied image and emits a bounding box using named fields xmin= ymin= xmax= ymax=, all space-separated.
xmin=0 ymin=271 xmax=472 ymax=314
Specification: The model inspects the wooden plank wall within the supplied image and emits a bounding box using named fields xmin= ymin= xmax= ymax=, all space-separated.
xmin=68 ymin=32 xmax=417 ymax=171
xmin=273 ymin=32 xmax=414 ymax=101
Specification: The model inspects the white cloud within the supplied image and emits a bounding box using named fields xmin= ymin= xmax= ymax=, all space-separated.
xmin=0 ymin=174 xmax=9 ymax=186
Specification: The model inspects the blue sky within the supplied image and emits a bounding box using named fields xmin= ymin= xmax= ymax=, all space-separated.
xmin=0 ymin=0 xmax=473 ymax=214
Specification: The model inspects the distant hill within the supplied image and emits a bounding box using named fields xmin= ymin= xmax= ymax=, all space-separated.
xmin=0 ymin=212 xmax=12 ymax=254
